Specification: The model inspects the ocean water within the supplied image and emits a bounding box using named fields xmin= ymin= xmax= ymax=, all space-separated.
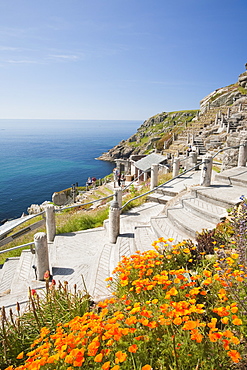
xmin=0 ymin=119 xmax=142 ymax=221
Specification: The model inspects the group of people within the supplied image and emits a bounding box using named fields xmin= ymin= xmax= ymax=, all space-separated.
xmin=86 ymin=177 xmax=97 ymax=189
xmin=86 ymin=168 xmax=126 ymax=190
xmin=113 ymin=168 xmax=126 ymax=188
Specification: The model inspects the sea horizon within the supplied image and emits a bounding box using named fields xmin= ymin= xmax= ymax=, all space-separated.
xmin=0 ymin=119 xmax=142 ymax=221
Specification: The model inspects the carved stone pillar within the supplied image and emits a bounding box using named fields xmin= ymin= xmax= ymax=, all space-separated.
xmin=238 ymin=140 xmax=247 ymax=167
xmin=45 ymin=204 xmax=56 ymax=242
xmin=173 ymin=157 xmax=180 ymax=178
xmin=200 ymin=154 xmax=213 ymax=187
xmin=108 ymin=196 xmax=120 ymax=244
xmin=34 ymin=232 xmax=49 ymax=281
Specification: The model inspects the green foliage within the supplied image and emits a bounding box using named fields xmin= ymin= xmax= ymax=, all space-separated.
xmin=238 ymin=86 xmax=247 ymax=95
xmin=0 ymin=277 xmax=91 ymax=369
xmin=56 ymin=207 xmax=109 ymax=234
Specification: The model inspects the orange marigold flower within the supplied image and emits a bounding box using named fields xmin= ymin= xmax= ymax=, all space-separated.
xmin=203 ymin=270 xmax=212 ymax=277
xmin=231 ymin=306 xmax=238 ymax=313
xmin=231 ymin=336 xmax=240 ymax=345
xmin=232 ymin=317 xmax=242 ymax=325
xmin=227 ymin=349 xmax=241 ymax=363
xmin=95 ymin=353 xmax=103 ymax=363
xmin=190 ymin=329 xmax=203 ymax=343
xmin=105 ymin=277 xmax=113 ymax=281
xmin=182 ymin=320 xmax=198 ymax=330
xmin=16 ymin=351 xmax=24 ymax=360
xmin=183 ymin=248 xmax=190 ymax=254
xmin=115 ymin=351 xmax=127 ymax=363
xmin=128 ymin=344 xmax=138 ymax=353
xmin=148 ymin=321 xmax=158 ymax=329
xmin=173 ymin=317 xmax=182 ymax=326
xmin=102 ymin=361 xmax=111 ymax=370
xmin=111 ymin=366 xmax=120 ymax=370
xmin=125 ymin=316 xmax=137 ymax=326
xmin=142 ymin=365 xmax=152 ymax=370
xmin=207 ymin=318 xmax=217 ymax=329
xmin=221 ymin=317 xmax=229 ymax=324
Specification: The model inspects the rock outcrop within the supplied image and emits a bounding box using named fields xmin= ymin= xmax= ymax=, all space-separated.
xmin=98 ymin=66 xmax=247 ymax=168
xmin=98 ymin=110 xmax=197 ymax=161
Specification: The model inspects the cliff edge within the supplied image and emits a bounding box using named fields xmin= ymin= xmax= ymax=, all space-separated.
xmin=98 ymin=66 xmax=247 ymax=162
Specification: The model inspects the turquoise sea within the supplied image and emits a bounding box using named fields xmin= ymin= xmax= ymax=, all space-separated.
xmin=0 ymin=119 xmax=142 ymax=221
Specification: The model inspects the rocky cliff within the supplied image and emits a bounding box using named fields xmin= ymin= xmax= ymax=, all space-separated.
xmin=98 ymin=67 xmax=247 ymax=162
xmin=98 ymin=110 xmax=198 ymax=161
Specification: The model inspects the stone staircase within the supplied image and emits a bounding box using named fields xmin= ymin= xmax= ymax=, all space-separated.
xmin=143 ymin=169 xmax=245 ymax=245
xmin=0 ymin=250 xmax=46 ymax=311
xmin=1 ymin=167 xmax=247 ymax=314
xmin=163 ymin=105 xmax=247 ymax=157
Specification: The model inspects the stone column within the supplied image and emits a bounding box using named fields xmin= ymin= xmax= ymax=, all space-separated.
xmin=173 ymin=157 xmax=180 ymax=178
xmin=191 ymin=134 xmax=195 ymax=145
xmin=143 ymin=172 xmax=148 ymax=182
xmin=187 ymin=133 xmax=190 ymax=144
xmin=238 ymin=140 xmax=247 ymax=167
xmin=221 ymin=114 xmax=224 ymax=125
xmin=45 ymin=204 xmax=56 ymax=242
xmin=151 ymin=164 xmax=158 ymax=190
xmin=227 ymin=122 xmax=230 ymax=134
xmin=115 ymin=188 xmax=122 ymax=208
xmin=227 ymin=107 xmax=231 ymax=118
xmin=137 ymin=169 xmax=141 ymax=183
xmin=108 ymin=196 xmax=120 ymax=244
xmin=34 ymin=232 xmax=49 ymax=281
xmin=215 ymin=113 xmax=218 ymax=125
xmin=189 ymin=151 xmax=197 ymax=169
xmin=200 ymin=154 xmax=213 ymax=187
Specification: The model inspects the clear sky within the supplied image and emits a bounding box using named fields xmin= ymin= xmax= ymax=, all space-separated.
xmin=0 ymin=0 xmax=246 ymax=120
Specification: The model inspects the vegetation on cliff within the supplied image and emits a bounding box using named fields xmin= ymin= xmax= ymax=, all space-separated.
xmin=98 ymin=110 xmax=198 ymax=161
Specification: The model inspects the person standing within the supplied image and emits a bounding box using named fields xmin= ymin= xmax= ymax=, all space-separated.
xmin=86 ymin=177 xmax=92 ymax=190
xmin=117 ymin=172 xmax=121 ymax=187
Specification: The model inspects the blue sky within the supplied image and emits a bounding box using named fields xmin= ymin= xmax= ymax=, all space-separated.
xmin=0 ymin=0 xmax=246 ymax=120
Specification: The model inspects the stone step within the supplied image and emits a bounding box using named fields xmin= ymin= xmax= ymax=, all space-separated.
xmin=0 ymin=289 xmax=30 ymax=315
xmin=0 ymin=257 xmax=20 ymax=296
xmin=156 ymin=186 xmax=178 ymax=197
xmin=146 ymin=193 xmax=173 ymax=204
xmin=134 ymin=225 xmax=157 ymax=253
xmin=11 ymin=250 xmax=37 ymax=294
xmin=92 ymin=243 xmax=113 ymax=300
xmin=181 ymin=197 xmax=227 ymax=224
xmin=215 ymin=167 xmax=247 ymax=187
xmin=150 ymin=215 xmax=192 ymax=244
xmin=167 ymin=205 xmax=215 ymax=238
xmin=190 ymin=185 xmax=242 ymax=209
